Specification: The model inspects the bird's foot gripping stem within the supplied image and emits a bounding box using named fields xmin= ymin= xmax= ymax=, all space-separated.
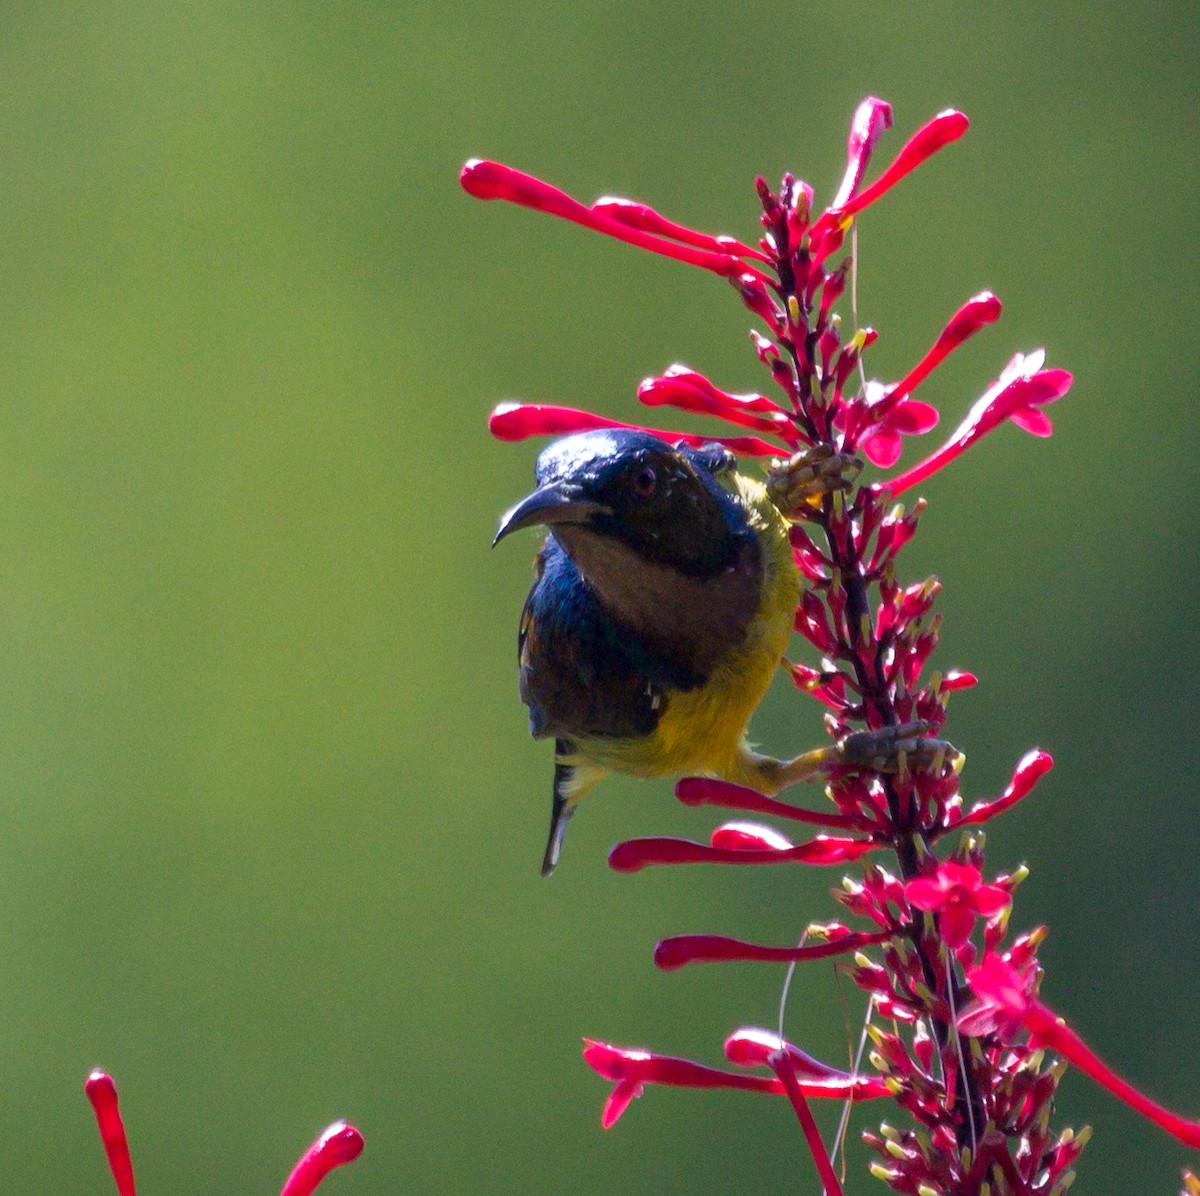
xmin=836 ymin=721 xmax=963 ymax=776
xmin=754 ymin=720 xmax=963 ymax=793
xmin=765 ymin=445 xmax=863 ymax=520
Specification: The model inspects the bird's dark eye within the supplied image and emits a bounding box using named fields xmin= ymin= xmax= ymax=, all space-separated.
xmin=631 ymin=465 xmax=658 ymax=498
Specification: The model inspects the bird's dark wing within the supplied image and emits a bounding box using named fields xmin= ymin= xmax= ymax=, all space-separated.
xmin=518 ymin=538 xmax=663 ymax=741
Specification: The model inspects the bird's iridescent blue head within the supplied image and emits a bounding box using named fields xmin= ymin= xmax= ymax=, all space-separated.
xmin=494 ymin=430 xmax=751 ymax=579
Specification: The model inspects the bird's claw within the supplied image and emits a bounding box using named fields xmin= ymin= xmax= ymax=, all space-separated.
xmin=838 ymin=721 xmax=964 ymax=776
xmin=766 ymin=445 xmax=864 ymax=519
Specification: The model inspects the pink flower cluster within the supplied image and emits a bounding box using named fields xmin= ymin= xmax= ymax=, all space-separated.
xmin=464 ymin=99 xmax=1199 ymax=1193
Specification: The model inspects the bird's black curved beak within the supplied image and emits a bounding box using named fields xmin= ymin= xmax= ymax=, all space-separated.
xmin=493 ymin=481 xmax=611 ymax=546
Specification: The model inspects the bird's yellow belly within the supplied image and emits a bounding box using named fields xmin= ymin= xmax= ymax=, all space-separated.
xmin=578 ymin=584 xmax=797 ymax=780
xmin=566 ymin=471 xmax=801 ymax=792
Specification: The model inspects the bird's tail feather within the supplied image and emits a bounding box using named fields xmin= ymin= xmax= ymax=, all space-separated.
xmin=541 ymin=740 xmax=604 ymax=877
xmin=540 ymin=779 xmax=573 ymax=878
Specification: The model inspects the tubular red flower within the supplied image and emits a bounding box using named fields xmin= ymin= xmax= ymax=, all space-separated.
xmin=888 ymin=292 xmax=1003 ymax=406
xmin=854 ymin=395 xmax=940 ymax=468
xmin=654 ymin=929 xmax=891 ymax=971
xmin=846 ymin=293 xmax=1002 ymax=466
xmin=955 ymin=749 xmax=1054 ymax=827
xmin=582 ymin=1040 xmax=784 ymax=1128
xmin=591 ymin=195 xmax=770 ymax=263
xmin=1021 ymin=1003 xmax=1200 ymax=1148
xmin=675 ymin=776 xmax=857 ymax=829
xmin=962 ymin=959 xmax=1200 ymax=1149
xmin=608 ymin=833 xmax=876 ymax=872
xmin=813 ymin=109 xmax=970 ymax=235
xmin=724 ymin=1029 xmax=888 ymax=1099
xmin=957 ymin=952 xmax=1038 ymax=1039
xmin=879 ymin=352 xmax=1074 ymax=498
xmin=637 ymin=365 xmax=799 ymax=442
xmin=488 ymin=401 xmax=783 ymax=457
xmin=767 ymin=1049 xmax=846 ymax=1196
xmin=460 ymin=159 xmax=772 ymax=284
xmin=904 ymin=861 xmax=1011 ymax=949
xmin=84 ymin=1069 xmax=362 ymax=1196
xmin=831 ymin=96 xmax=894 ymax=210
xmin=279 ymin=1122 xmax=365 ymax=1196
xmin=85 ymin=1071 xmax=137 ymax=1196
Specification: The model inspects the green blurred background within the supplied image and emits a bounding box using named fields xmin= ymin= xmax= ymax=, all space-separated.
xmin=0 ymin=3 xmax=1194 ymax=1192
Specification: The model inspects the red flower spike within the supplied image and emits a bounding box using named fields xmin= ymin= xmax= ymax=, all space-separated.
xmin=591 ymin=195 xmax=770 ymax=264
xmin=582 ymin=1040 xmax=784 ymax=1128
xmin=488 ymin=402 xmax=783 ymax=457
xmin=279 ymin=1122 xmax=365 ymax=1196
xmin=85 ymin=1071 xmax=137 ymax=1196
xmin=676 ymin=776 xmax=858 ymax=829
xmin=460 ymin=160 xmax=772 ymax=284
xmin=880 ymin=351 xmax=1074 ymax=498
xmin=831 ymin=97 xmax=895 ymax=211
xmin=905 ymin=862 xmax=1011 ymax=949
xmin=955 ymin=749 xmax=1054 ymax=827
xmin=654 ymin=928 xmax=892 ymax=971
xmin=608 ymin=833 xmax=875 ymax=872
xmin=477 ymin=99 xmax=1086 ymax=1189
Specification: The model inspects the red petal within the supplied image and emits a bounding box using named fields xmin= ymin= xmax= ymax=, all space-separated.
xmin=834 ymin=110 xmax=970 ymax=219
xmin=957 ymin=749 xmax=1053 ymax=826
xmin=1009 ymin=407 xmax=1054 ymax=436
xmin=601 ymin=1079 xmax=642 ymax=1128
xmin=939 ymin=903 xmax=975 ymax=949
xmin=889 ymin=399 xmax=939 ymax=434
xmin=607 ymin=834 xmax=874 ymax=872
xmin=653 ymin=929 xmax=890 ymax=971
xmin=888 ymin=292 xmax=1002 ymax=404
xmin=905 ymin=876 xmax=948 ymax=911
xmin=940 ymin=669 xmax=977 ymax=691
xmin=861 ymin=427 xmax=903 ymax=468
xmin=971 ymin=884 xmax=1013 ymax=917
xmin=637 ymin=368 xmax=797 ymax=440
xmin=724 ymin=1030 xmax=890 ymax=1100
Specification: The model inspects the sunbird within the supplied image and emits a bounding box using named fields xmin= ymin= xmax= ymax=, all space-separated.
xmin=495 ymin=429 xmax=859 ymax=875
